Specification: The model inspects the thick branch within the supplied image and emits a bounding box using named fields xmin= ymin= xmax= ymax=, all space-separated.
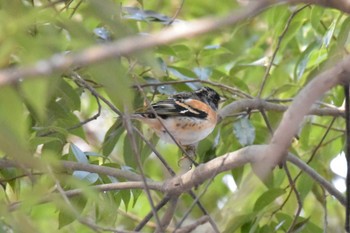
xmin=0 ymin=0 xmax=270 ymax=87
xmin=2 ymin=144 xmax=345 ymax=207
xmin=164 ymin=145 xmax=269 ymax=195
xmin=270 ymin=55 xmax=350 ymax=166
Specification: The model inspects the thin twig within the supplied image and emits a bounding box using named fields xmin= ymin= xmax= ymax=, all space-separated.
xmin=133 ymin=127 xmax=219 ymax=231
xmin=71 ymin=72 xmax=122 ymax=116
xmin=48 ymin=166 xmax=102 ymax=233
xmin=174 ymin=215 xmax=210 ymax=233
xmin=123 ymin=114 xmax=163 ymax=231
xmin=134 ymin=196 xmax=171 ymax=231
xmin=284 ymin=163 xmax=303 ymax=233
xmin=305 ymin=117 xmax=337 ymax=164
xmin=157 ymin=197 xmax=179 ymax=232
xmin=293 ymin=117 xmax=337 ymax=183
xmin=133 ymin=127 xmax=175 ymax=176
xmin=117 ymin=209 xmax=175 ymax=232
xmin=323 ymin=188 xmax=328 ymax=233
xmin=167 ymin=0 xmax=185 ymax=25
xmin=260 ymin=108 xmax=274 ymax=134
xmin=345 ymin=83 xmax=350 ymax=232
xmin=38 ymin=73 xmax=103 ymax=137
xmin=257 ymin=4 xmax=310 ymax=97
xmin=132 ymin=79 xmax=252 ymax=99
xmin=287 ymin=153 xmax=345 ymax=206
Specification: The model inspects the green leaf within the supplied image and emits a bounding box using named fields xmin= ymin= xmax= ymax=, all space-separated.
xmin=72 ymin=170 xmax=99 ymax=184
xmin=156 ymin=45 xmax=177 ymax=56
xmin=123 ymin=135 xmax=137 ymax=168
xmin=294 ymin=41 xmax=321 ymax=81
xmin=58 ymin=196 xmax=87 ymax=229
xmin=338 ymin=16 xmax=350 ymax=48
xmin=223 ymin=213 xmax=257 ymax=233
xmin=0 ymin=86 xmax=29 ymax=156
xmin=58 ymin=209 xmax=75 ymax=229
xmin=29 ymin=136 xmax=62 ymax=148
xmin=70 ymin=143 xmax=88 ymax=164
xmin=167 ymin=66 xmax=197 ymax=80
xmin=21 ymin=78 xmax=50 ymax=121
xmin=322 ymin=19 xmax=336 ymax=48
xmin=132 ymin=189 xmax=142 ymax=207
xmin=296 ymin=174 xmax=314 ymax=201
xmin=120 ymin=190 xmax=131 ymax=212
xmin=231 ymin=166 xmax=245 ymax=188
xmin=253 ymin=188 xmax=285 ymax=211
xmin=233 ymin=116 xmax=255 ymax=146
xmin=310 ymin=6 xmax=325 ymax=34
xmin=58 ymin=79 xmax=81 ymax=111
xmin=193 ymin=67 xmax=212 ymax=80
xmin=102 ymin=119 xmax=124 ymax=156
xmin=90 ymin=61 xmax=133 ymax=110
xmin=143 ymin=76 xmax=177 ymax=95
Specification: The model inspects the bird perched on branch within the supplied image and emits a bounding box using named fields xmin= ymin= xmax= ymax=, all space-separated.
xmin=132 ymin=87 xmax=221 ymax=146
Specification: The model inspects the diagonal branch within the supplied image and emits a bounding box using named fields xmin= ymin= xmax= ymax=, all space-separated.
xmin=0 ymin=0 xmax=271 ymax=87
xmin=270 ymin=55 xmax=350 ymax=167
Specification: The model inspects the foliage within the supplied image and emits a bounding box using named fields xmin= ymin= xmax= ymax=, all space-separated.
xmin=0 ymin=0 xmax=348 ymax=232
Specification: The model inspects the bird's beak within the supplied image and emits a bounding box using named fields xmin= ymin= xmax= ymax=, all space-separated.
xmin=219 ymin=96 xmax=226 ymax=103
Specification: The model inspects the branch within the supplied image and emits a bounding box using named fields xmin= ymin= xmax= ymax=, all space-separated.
xmin=63 ymin=182 xmax=163 ymax=198
xmin=288 ymin=0 xmax=350 ymax=14
xmin=162 ymin=145 xmax=345 ymax=206
xmin=2 ymin=146 xmax=345 ymax=208
xmin=174 ymin=215 xmax=210 ymax=233
xmin=0 ymin=1 xmax=271 ymax=86
xmin=218 ymin=99 xmax=344 ymax=121
xmin=0 ymin=0 xmax=348 ymax=88
xmin=287 ymin=153 xmax=346 ymax=206
xmin=61 ymin=161 xmax=144 ymax=182
xmin=270 ymin=55 xmax=350 ymax=167
xmin=164 ymin=145 xmax=268 ymax=195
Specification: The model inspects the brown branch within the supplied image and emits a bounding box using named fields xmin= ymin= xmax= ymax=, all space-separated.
xmin=257 ymin=4 xmax=310 ymax=97
xmin=288 ymin=0 xmax=350 ymax=14
xmin=270 ymin=55 xmax=350 ymax=168
xmin=63 ymin=182 xmax=163 ymax=198
xmin=0 ymin=0 xmax=271 ymax=87
xmin=61 ymin=160 xmax=143 ymax=181
xmin=162 ymin=145 xmax=345 ymax=206
xmin=174 ymin=215 xmax=210 ymax=233
xmin=134 ymin=197 xmax=171 ymax=231
xmin=0 ymin=0 xmax=347 ymax=89
xmin=218 ymin=98 xmax=345 ymax=122
xmin=132 ymin=80 xmax=252 ymax=99
xmin=164 ymin=145 xmax=267 ymax=196
xmin=157 ymin=197 xmax=178 ymax=233
xmin=123 ymin=114 xmax=163 ymax=230
xmin=287 ymin=153 xmax=346 ymax=206
xmin=2 ymin=146 xmax=345 ymax=208
xmin=284 ymin=163 xmax=303 ymax=233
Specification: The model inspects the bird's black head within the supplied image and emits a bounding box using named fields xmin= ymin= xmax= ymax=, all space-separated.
xmin=195 ymin=87 xmax=221 ymax=110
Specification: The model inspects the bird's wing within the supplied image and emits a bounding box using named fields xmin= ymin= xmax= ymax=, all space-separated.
xmin=136 ymin=98 xmax=208 ymax=119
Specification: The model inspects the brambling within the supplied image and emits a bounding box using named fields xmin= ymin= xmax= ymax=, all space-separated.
xmin=132 ymin=87 xmax=221 ymax=146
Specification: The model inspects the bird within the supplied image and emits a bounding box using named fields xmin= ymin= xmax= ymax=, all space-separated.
xmin=132 ymin=87 xmax=221 ymax=146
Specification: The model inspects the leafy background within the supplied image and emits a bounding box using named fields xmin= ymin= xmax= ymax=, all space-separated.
xmin=0 ymin=0 xmax=348 ymax=232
